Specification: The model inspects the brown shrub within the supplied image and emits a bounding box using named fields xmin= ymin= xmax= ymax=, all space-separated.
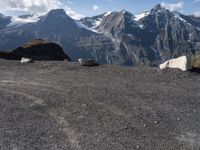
xmin=192 ymin=55 xmax=200 ymax=68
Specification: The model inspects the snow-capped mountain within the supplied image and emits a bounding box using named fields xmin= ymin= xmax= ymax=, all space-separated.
xmin=0 ymin=4 xmax=200 ymax=66
xmin=80 ymin=12 xmax=111 ymax=29
xmin=134 ymin=10 xmax=150 ymax=21
xmin=0 ymin=9 xmax=114 ymax=63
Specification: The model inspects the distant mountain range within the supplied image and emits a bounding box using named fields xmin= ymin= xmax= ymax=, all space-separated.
xmin=0 ymin=4 xmax=200 ymax=66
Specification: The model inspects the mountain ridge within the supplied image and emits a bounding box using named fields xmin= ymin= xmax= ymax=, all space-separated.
xmin=0 ymin=4 xmax=200 ymax=66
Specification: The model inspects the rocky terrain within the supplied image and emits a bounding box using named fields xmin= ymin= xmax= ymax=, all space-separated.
xmin=0 ymin=39 xmax=71 ymax=61
xmin=0 ymin=4 xmax=200 ymax=66
xmin=0 ymin=60 xmax=199 ymax=150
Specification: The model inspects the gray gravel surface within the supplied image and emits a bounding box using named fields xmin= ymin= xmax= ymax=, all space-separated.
xmin=0 ymin=60 xmax=200 ymax=150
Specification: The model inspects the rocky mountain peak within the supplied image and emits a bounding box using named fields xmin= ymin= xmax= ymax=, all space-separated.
xmin=39 ymin=9 xmax=73 ymax=23
xmin=47 ymin=9 xmax=67 ymax=17
xmin=150 ymin=4 xmax=169 ymax=14
xmin=97 ymin=9 xmax=138 ymax=32
xmin=0 ymin=13 xmax=11 ymax=29
xmin=152 ymin=4 xmax=163 ymax=11
xmin=37 ymin=9 xmax=77 ymax=28
xmin=118 ymin=10 xmax=134 ymax=18
xmin=0 ymin=13 xmax=10 ymax=19
xmin=0 ymin=13 xmax=4 ymax=17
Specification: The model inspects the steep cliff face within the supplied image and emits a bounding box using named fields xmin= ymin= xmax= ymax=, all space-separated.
xmin=92 ymin=4 xmax=200 ymax=65
xmin=138 ymin=4 xmax=200 ymax=61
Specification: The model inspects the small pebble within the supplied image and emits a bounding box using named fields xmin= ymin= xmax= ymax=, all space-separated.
xmin=82 ymin=104 xmax=87 ymax=107
xmin=154 ymin=121 xmax=159 ymax=124
xmin=136 ymin=145 xmax=140 ymax=149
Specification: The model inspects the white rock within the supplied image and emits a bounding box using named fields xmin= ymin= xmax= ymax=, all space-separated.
xmin=21 ymin=57 xmax=33 ymax=64
xmin=159 ymin=56 xmax=191 ymax=71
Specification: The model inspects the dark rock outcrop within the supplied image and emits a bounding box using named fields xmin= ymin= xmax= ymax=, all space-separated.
xmin=0 ymin=39 xmax=71 ymax=61
xmin=0 ymin=51 xmax=21 ymax=60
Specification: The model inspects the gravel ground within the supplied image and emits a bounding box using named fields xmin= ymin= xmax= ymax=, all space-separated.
xmin=0 ymin=60 xmax=200 ymax=150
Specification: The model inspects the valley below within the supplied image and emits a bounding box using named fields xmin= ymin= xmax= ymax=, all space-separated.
xmin=0 ymin=60 xmax=200 ymax=150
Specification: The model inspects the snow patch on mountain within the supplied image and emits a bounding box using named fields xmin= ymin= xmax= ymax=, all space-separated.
xmin=135 ymin=11 xmax=150 ymax=21
xmin=104 ymin=11 xmax=111 ymax=17
xmin=92 ymin=19 xmax=103 ymax=28
xmin=174 ymin=13 xmax=191 ymax=26
xmin=92 ymin=12 xmax=112 ymax=28
xmin=75 ymin=21 xmax=101 ymax=34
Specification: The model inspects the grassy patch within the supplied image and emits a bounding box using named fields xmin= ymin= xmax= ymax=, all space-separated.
xmin=22 ymin=39 xmax=48 ymax=48
xmin=192 ymin=55 xmax=200 ymax=69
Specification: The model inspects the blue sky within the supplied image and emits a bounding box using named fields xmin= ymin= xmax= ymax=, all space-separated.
xmin=63 ymin=0 xmax=200 ymax=17
xmin=0 ymin=0 xmax=200 ymax=18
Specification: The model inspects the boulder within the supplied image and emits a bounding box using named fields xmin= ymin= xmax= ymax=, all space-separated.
xmin=0 ymin=39 xmax=71 ymax=61
xmin=159 ymin=56 xmax=192 ymax=71
xmin=78 ymin=59 xmax=99 ymax=66
xmin=21 ymin=57 xmax=33 ymax=64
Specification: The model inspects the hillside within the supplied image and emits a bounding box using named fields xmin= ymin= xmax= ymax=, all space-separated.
xmin=0 ymin=60 xmax=199 ymax=150
xmin=0 ymin=39 xmax=71 ymax=61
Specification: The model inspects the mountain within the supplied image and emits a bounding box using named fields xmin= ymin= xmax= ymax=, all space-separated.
xmin=0 ymin=9 xmax=115 ymax=64
xmin=91 ymin=4 xmax=200 ymax=65
xmin=0 ymin=5 xmax=200 ymax=66
xmin=0 ymin=13 xmax=11 ymax=29
xmin=95 ymin=10 xmax=155 ymax=65
xmin=138 ymin=4 xmax=200 ymax=60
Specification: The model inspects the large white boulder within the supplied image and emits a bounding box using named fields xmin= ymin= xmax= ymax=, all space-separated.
xmin=159 ymin=56 xmax=191 ymax=71
xmin=21 ymin=57 xmax=33 ymax=64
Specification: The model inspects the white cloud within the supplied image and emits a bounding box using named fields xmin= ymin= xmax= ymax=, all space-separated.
xmin=65 ymin=8 xmax=85 ymax=20
xmin=92 ymin=5 xmax=99 ymax=11
xmin=0 ymin=0 xmax=84 ymax=19
xmin=161 ymin=1 xmax=184 ymax=11
xmin=0 ymin=0 xmax=61 ymax=13
xmin=193 ymin=11 xmax=200 ymax=17
xmin=193 ymin=0 xmax=200 ymax=3
xmin=65 ymin=1 xmax=77 ymax=5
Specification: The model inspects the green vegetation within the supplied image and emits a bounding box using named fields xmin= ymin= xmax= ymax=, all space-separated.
xmin=192 ymin=55 xmax=200 ymax=68
xmin=22 ymin=39 xmax=48 ymax=48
